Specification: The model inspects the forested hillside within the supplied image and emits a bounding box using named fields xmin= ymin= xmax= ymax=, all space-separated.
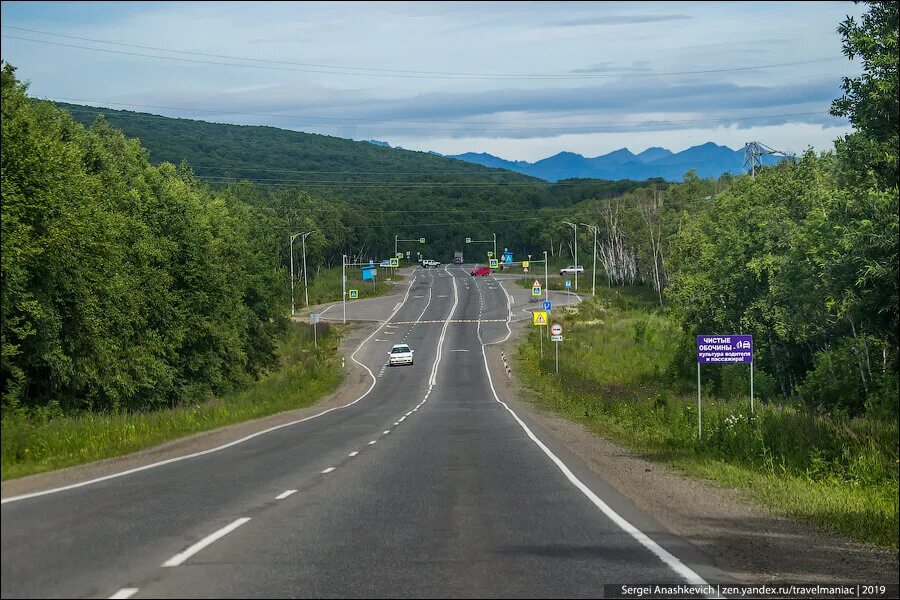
xmin=57 ymin=102 xmax=532 ymax=186
xmin=58 ymin=102 xmax=649 ymax=262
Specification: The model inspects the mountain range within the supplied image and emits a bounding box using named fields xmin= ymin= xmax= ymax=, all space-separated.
xmin=446 ymin=143 xmax=789 ymax=182
xmin=366 ymin=141 xmax=782 ymax=182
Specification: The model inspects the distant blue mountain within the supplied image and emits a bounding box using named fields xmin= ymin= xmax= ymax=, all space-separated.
xmin=448 ymin=152 xmax=530 ymax=171
xmin=446 ymin=143 xmax=782 ymax=182
xmin=635 ymin=147 xmax=673 ymax=163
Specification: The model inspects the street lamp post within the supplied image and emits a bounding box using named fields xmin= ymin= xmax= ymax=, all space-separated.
xmin=543 ymin=250 xmax=549 ymax=302
xmin=342 ymin=253 xmax=347 ymax=324
xmin=563 ymin=221 xmax=578 ymax=291
xmin=289 ymin=232 xmax=302 ymax=317
xmin=300 ymin=231 xmax=314 ymax=307
xmin=581 ymin=223 xmax=598 ymax=297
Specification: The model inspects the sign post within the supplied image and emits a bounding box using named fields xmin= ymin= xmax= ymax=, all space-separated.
xmin=342 ymin=254 xmax=347 ymax=324
xmin=696 ymin=334 xmax=754 ymax=437
xmin=551 ymin=323 xmax=563 ymax=374
xmin=309 ymin=313 xmax=320 ymax=349
xmin=533 ymin=311 xmax=548 ymax=359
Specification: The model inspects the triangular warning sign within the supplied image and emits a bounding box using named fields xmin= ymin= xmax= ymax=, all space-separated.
xmin=533 ymin=279 xmax=541 ymax=287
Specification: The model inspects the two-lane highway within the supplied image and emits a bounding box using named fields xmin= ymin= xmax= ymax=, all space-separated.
xmin=2 ymin=266 xmax=726 ymax=598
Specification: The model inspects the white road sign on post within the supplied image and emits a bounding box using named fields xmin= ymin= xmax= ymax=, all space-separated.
xmin=551 ymin=323 xmax=563 ymax=374
xmin=309 ymin=313 xmax=320 ymax=348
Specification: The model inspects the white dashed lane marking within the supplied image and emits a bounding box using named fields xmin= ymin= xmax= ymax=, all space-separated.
xmin=321 ymin=467 xmax=336 ymax=474
xmin=109 ymin=589 xmax=139 ymax=599
xmin=275 ymin=489 xmax=297 ymax=500
xmin=162 ymin=518 xmax=251 ymax=568
xmin=349 ymin=451 xmax=359 ymax=457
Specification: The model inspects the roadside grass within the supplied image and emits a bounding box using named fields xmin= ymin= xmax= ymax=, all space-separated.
xmin=515 ymin=271 xmax=612 ymax=293
xmin=303 ymin=264 xmax=404 ymax=306
xmin=1 ymin=323 xmax=345 ymax=481
xmin=515 ymin=287 xmax=899 ymax=548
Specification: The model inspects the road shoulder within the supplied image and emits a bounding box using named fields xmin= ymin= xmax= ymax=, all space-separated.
xmin=487 ymin=304 xmax=899 ymax=585
xmin=1 ymin=321 xmax=379 ymax=500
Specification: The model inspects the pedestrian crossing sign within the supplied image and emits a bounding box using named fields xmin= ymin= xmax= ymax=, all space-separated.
xmin=531 ymin=279 xmax=541 ymax=296
xmin=533 ymin=311 xmax=548 ymax=326
xmin=348 ymin=289 xmax=359 ymax=299
xmin=389 ymin=258 xmax=399 ymax=267
xmin=489 ymin=258 xmax=499 ymax=269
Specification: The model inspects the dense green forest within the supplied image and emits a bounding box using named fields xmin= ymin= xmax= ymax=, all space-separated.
xmin=1 ymin=1 xmax=896 ymax=421
xmin=1 ymin=64 xmax=648 ymax=414
xmin=58 ymin=101 xmax=651 ymax=264
xmin=2 ymin=63 xmax=288 ymax=413
xmin=548 ymin=1 xmax=898 ymax=416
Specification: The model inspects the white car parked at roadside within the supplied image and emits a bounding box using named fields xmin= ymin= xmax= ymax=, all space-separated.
xmin=388 ymin=344 xmax=414 ymax=366
xmin=559 ymin=265 xmax=584 ymax=276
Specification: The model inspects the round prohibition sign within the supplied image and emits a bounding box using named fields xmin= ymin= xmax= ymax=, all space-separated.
xmin=551 ymin=323 xmax=562 ymax=336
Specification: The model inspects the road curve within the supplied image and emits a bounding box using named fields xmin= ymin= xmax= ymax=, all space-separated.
xmin=1 ymin=266 xmax=729 ymax=599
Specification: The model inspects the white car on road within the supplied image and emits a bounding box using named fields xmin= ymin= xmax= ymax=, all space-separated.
xmin=422 ymin=259 xmax=441 ymax=268
xmin=388 ymin=344 xmax=414 ymax=366
xmin=559 ymin=265 xmax=584 ymax=276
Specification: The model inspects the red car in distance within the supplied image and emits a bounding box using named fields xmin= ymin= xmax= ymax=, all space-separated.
xmin=470 ymin=266 xmax=491 ymax=276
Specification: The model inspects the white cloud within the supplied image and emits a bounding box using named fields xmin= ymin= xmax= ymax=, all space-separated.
xmin=0 ymin=0 xmax=867 ymax=159
xmin=393 ymin=122 xmax=852 ymax=162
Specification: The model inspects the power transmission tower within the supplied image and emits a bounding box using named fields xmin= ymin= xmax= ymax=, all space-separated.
xmin=743 ymin=141 xmax=794 ymax=176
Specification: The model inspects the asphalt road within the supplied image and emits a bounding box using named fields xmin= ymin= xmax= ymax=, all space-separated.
xmin=1 ymin=266 xmax=728 ymax=599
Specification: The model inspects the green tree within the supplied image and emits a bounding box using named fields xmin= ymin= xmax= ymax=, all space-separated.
xmin=831 ymin=0 xmax=899 ymax=188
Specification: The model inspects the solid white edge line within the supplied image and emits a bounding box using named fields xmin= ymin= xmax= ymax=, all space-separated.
xmin=478 ymin=281 xmax=710 ymax=588
xmin=161 ymin=518 xmax=251 ymax=567
xmin=2 ymin=272 xmax=421 ymax=504
xmin=109 ymin=588 xmax=139 ymax=599
xmin=275 ymin=489 xmax=297 ymax=500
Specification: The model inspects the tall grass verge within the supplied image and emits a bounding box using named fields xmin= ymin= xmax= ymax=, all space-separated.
xmin=303 ymin=264 xmax=404 ymax=306
xmin=515 ymin=287 xmax=899 ymax=547
xmin=2 ymin=322 xmax=344 ymax=480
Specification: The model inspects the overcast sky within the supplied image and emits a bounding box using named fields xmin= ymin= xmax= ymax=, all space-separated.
xmin=0 ymin=1 xmax=866 ymax=161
